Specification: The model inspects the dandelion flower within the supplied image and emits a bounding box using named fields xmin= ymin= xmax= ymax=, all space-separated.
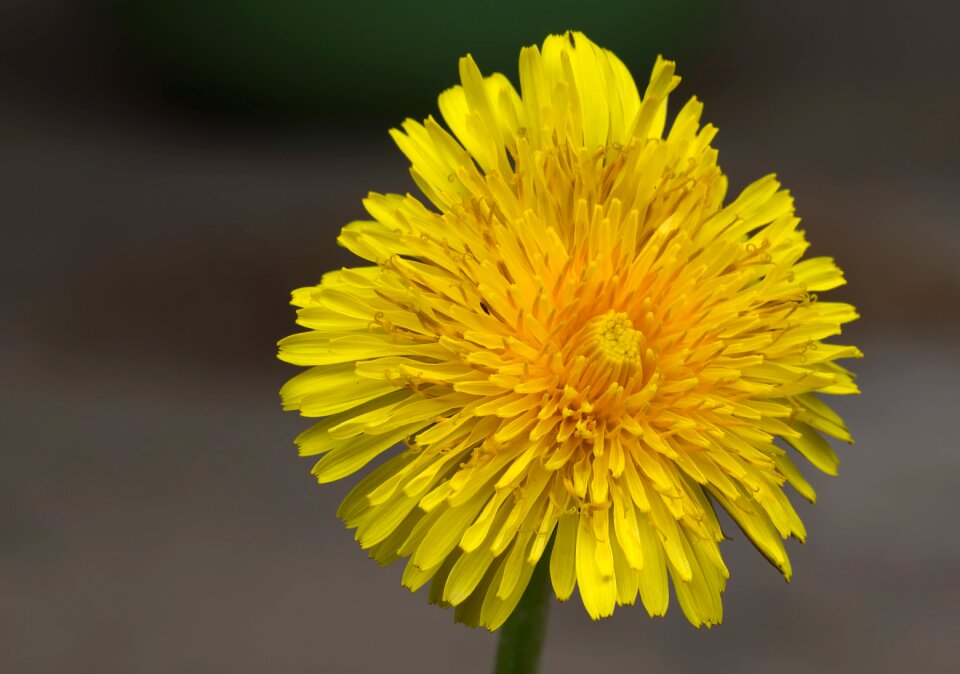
xmin=279 ymin=31 xmax=860 ymax=630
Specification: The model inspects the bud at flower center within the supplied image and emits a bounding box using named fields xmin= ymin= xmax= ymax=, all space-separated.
xmin=568 ymin=311 xmax=648 ymax=391
xmin=592 ymin=312 xmax=642 ymax=366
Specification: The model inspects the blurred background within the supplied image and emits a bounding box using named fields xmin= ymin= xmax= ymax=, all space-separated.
xmin=2 ymin=0 xmax=958 ymax=672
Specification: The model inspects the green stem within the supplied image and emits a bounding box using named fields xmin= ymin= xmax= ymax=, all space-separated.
xmin=492 ymin=540 xmax=554 ymax=674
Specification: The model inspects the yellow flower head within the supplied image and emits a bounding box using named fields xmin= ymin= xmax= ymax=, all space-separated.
xmin=279 ymin=32 xmax=860 ymax=630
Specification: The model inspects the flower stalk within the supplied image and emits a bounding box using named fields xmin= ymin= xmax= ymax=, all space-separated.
xmin=493 ymin=539 xmax=553 ymax=674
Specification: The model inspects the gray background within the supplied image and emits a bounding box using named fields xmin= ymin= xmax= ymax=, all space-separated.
xmin=2 ymin=1 xmax=958 ymax=672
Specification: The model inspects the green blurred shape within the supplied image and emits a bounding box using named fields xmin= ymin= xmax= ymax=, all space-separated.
xmin=111 ymin=0 xmax=727 ymax=120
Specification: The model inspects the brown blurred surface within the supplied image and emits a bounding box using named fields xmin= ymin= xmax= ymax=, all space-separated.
xmin=2 ymin=1 xmax=959 ymax=673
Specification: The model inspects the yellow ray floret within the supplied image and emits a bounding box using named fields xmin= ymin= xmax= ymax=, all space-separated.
xmin=279 ymin=31 xmax=860 ymax=630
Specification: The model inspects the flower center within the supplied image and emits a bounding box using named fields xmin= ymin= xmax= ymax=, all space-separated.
xmin=567 ymin=311 xmax=647 ymax=391
xmin=592 ymin=312 xmax=642 ymax=366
